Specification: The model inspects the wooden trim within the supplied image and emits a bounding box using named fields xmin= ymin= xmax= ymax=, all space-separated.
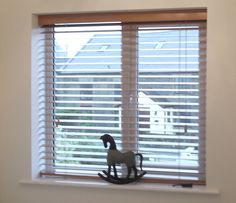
xmin=38 ymin=9 xmax=207 ymax=26
xmin=40 ymin=172 xmax=206 ymax=185
xmin=121 ymin=24 xmax=138 ymax=152
xmin=142 ymin=178 xmax=206 ymax=186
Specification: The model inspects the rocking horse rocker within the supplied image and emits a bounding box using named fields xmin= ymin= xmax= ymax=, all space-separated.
xmin=98 ymin=134 xmax=146 ymax=184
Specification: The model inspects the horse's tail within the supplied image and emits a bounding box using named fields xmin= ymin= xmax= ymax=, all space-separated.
xmin=135 ymin=153 xmax=143 ymax=171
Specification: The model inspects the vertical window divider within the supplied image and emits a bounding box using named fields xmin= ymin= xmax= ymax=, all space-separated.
xmin=121 ymin=24 xmax=138 ymax=152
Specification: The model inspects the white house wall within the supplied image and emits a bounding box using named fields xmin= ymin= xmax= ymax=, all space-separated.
xmin=138 ymin=92 xmax=174 ymax=134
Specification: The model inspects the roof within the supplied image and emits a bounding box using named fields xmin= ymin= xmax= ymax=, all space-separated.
xmin=54 ymin=30 xmax=200 ymax=110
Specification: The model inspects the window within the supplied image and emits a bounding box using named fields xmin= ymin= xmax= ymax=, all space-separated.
xmin=99 ymin=45 xmax=111 ymax=52
xmin=154 ymin=41 xmax=165 ymax=49
xmin=37 ymin=9 xmax=207 ymax=185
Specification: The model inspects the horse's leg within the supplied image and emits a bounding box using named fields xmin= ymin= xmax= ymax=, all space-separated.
xmin=133 ymin=166 xmax=138 ymax=178
xmin=107 ymin=165 xmax=111 ymax=178
xmin=113 ymin=165 xmax=118 ymax=178
xmin=126 ymin=166 xmax=132 ymax=179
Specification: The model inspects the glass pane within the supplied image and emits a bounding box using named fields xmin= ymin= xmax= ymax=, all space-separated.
xmin=137 ymin=25 xmax=203 ymax=180
xmin=53 ymin=25 xmax=122 ymax=175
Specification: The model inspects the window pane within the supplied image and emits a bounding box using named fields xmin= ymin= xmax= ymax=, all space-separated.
xmin=52 ymin=25 xmax=123 ymax=175
xmin=137 ymin=25 xmax=204 ymax=180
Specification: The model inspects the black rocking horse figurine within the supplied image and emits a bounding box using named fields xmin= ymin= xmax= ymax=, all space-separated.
xmin=98 ymin=134 xmax=146 ymax=184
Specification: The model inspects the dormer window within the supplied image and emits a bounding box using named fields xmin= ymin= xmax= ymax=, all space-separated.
xmin=154 ymin=41 xmax=165 ymax=49
xmin=99 ymin=45 xmax=110 ymax=52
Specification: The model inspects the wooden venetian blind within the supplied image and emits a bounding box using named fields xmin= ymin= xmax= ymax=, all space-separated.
xmin=37 ymin=9 xmax=207 ymax=185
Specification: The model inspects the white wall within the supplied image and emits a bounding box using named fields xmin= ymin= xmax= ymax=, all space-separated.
xmin=0 ymin=0 xmax=236 ymax=203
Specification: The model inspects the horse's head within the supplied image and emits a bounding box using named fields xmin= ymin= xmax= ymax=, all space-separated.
xmin=100 ymin=134 xmax=110 ymax=148
xmin=100 ymin=134 xmax=116 ymax=149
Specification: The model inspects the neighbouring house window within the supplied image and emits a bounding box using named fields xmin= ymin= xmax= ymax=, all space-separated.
xmin=36 ymin=9 xmax=207 ymax=185
xmin=99 ymin=45 xmax=111 ymax=52
xmin=154 ymin=41 xmax=165 ymax=49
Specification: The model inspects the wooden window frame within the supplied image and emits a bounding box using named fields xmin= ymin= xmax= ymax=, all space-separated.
xmin=38 ymin=9 xmax=207 ymax=26
xmin=38 ymin=9 xmax=207 ymax=185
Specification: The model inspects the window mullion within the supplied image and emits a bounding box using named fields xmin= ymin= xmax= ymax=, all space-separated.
xmin=121 ymin=24 xmax=138 ymax=152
